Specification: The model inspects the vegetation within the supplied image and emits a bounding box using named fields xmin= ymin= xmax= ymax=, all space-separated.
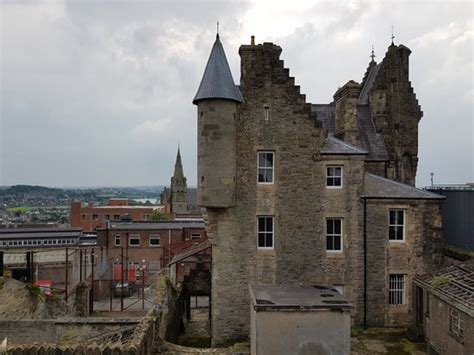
xmin=149 ymin=211 xmax=168 ymax=221
xmin=430 ymin=275 xmax=451 ymax=288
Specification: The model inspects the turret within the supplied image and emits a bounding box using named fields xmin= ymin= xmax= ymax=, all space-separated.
xmin=193 ymin=34 xmax=243 ymax=208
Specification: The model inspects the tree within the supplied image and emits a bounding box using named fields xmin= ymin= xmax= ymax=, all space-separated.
xmin=149 ymin=211 xmax=168 ymax=221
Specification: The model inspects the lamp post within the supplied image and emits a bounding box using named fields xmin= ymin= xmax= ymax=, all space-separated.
xmin=142 ymin=259 xmax=146 ymax=309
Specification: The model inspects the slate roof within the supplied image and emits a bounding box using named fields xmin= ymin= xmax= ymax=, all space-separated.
xmin=321 ymin=135 xmax=368 ymax=155
xmin=358 ymin=63 xmax=380 ymax=105
xmin=312 ymin=104 xmax=388 ymax=161
xmin=357 ymin=105 xmax=388 ymax=161
xmin=414 ymin=263 xmax=474 ymax=315
xmin=193 ymin=35 xmax=243 ymax=104
xmin=364 ymin=173 xmax=444 ymax=199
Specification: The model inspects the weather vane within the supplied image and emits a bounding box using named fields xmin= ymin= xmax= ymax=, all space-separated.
xmin=217 ymin=21 xmax=219 ymax=36
xmin=391 ymin=26 xmax=395 ymax=44
xmin=370 ymin=45 xmax=376 ymax=62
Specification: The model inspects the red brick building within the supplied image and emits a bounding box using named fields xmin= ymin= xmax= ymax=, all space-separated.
xmin=70 ymin=199 xmax=164 ymax=232
xmin=96 ymin=220 xmax=206 ymax=276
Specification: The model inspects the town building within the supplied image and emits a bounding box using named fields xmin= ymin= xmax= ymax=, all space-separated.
xmin=413 ymin=263 xmax=474 ymax=354
xmin=193 ymin=33 xmax=444 ymax=344
xmin=160 ymin=148 xmax=201 ymax=217
xmin=70 ymin=198 xmax=164 ymax=232
xmin=0 ymin=227 xmax=103 ymax=301
xmin=96 ymin=220 xmax=206 ymax=277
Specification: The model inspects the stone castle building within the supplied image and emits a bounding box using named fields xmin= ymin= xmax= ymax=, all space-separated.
xmin=193 ymin=34 xmax=444 ymax=345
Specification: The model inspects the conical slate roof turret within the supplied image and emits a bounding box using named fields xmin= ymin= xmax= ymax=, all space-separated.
xmin=193 ymin=34 xmax=243 ymax=104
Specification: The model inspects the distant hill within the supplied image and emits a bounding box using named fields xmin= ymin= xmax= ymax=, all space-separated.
xmin=2 ymin=185 xmax=64 ymax=195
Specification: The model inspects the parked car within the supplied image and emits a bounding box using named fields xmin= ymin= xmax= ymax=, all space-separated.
xmin=113 ymin=282 xmax=133 ymax=297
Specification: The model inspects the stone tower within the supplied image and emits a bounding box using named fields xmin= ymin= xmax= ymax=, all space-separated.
xmin=193 ymin=33 xmax=243 ymax=207
xmin=170 ymin=147 xmax=188 ymax=214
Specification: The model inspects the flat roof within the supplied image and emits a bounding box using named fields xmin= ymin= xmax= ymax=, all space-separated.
xmin=0 ymin=228 xmax=82 ymax=240
xmin=249 ymin=284 xmax=352 ymax=312
xmin=103 ymin=220 xmax=205 ymax=231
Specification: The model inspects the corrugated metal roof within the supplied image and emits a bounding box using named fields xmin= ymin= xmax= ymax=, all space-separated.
xmin=364 ymin=173 xmax=444 ymax=199
xmin=321 ymin=135 xmax=368 ymax=155
xmin=193 ymin=35 xmax=243 ymax=104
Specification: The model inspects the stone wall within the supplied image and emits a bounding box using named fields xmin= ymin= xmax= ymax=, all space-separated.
xmin=1 ymin=313 xmax=160 ymax=354
xmin=365 ymin=199 xmax=444 ymax=326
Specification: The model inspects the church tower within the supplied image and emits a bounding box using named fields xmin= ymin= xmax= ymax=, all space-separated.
xmin=170 ymin=147 xmax=188 ymax=214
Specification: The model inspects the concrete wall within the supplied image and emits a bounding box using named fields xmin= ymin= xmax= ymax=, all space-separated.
xmin=251 ymin=309 xmax=350 ymax=355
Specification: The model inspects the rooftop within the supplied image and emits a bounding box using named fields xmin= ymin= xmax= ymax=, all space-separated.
xmin=193 ymin=34 xmax=243 ymax=104
xmin=249 ymin=284 xmax=351 ymax=312
xmin=0 ymin=227 xmax=82 ymax=240
xmin=364 ymin=173 xmax=444 ymax=200
xmin=414 ymin=263 xmax=474 ymax=316
xmin=105 ymin=220 xmax=205 ymax=230
xmin=321 ymin=135 xmax=368 ymax=155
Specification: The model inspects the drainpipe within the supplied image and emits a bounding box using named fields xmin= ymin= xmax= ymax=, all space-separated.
xmin=363 ymin=197 xmax=367 ymax=328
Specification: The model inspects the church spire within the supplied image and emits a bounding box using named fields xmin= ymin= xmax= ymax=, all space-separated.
xmin=173 ymin=146 xmax=185 ymax=180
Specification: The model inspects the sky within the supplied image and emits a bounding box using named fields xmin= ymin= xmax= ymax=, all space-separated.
xmin=1 ymin=0 xmax=473 ymax=188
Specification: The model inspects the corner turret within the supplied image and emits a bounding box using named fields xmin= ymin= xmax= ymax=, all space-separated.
xmin=194 ymin=34 xmax=242 ymax=208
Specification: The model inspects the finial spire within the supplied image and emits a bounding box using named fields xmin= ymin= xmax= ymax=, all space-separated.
xmin=391 ymin=26 xmax=395 ymax=44
xmin=216 ymin=21 xmax=219 ymax=39
xmin=370 ymin=45 xmax=376 ymax=62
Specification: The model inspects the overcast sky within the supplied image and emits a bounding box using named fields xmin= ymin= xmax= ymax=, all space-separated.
xmin=1 ymin=0 xmax=472 ymax=188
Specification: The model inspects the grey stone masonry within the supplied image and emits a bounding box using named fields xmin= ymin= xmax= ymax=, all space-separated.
xmin=193 ymin=36 xmax=443 ymax=345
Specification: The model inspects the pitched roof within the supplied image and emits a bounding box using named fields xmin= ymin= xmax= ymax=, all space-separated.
xmin=414 ymin=263 xmax=474 ymax=315
xmin=106 ymin=220 xmax=205 ymax=230
xmin=357 ymin=105 xmax=388 ymax=161
xmin=312 ymin=104 xmax=388 ymax=161
xmin=193 ymin=35 xmax=243 ymax=104
xmin=168 ymin=239 xmax=211 ymax=266
xmin=358 ymin=63 xmax=380 ymax=105
xmin=321 ymin=135 xmax=368 ymax=155
xmin=363 ymin=173 xmax=444 ymax=199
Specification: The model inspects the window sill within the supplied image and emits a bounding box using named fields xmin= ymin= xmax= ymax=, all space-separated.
xmin=326 ymin=251 xmax=343 ymax=257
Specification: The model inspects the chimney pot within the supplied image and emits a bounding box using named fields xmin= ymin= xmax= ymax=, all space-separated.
xmin=251 ymin=35 xmax=255 ymax=46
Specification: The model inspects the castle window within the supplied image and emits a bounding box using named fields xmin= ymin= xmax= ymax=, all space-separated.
xmin=263 ymin=105 xmax=270 ymax=121
xmin=389 ymin=209 xmax=405 ymax=241
xmin=326 ymin=166 xmax=342 ymax=188
xmin=129 ymin=235 xmax=140 ymax=247
xmin=389 ymin=274 xmax=405 ymax=305
xmin=149 ymin=235 xmax=161 ymax=247
xmin=326 ymin=218 xmax=342 ymax=252
xmin=449 ymin=308 xmax=464 ymax=341
xmin=114 ymin=235 xmax=121 ymax=247
xmin=257 ymin=151 xmax=274 ymax=184
xmin=257 ymin=216 xmax=274 ymax=249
